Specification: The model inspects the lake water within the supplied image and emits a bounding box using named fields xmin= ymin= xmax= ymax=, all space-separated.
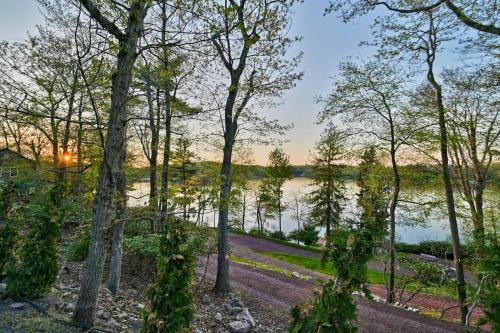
xmin=128 ymin=178 xmax=457 ymax=244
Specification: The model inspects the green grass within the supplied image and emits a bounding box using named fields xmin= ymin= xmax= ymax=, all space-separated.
xmin=229 ymin=255 xmax=310 ymax=280
xmin=262 ymin=252 xmax=458 ymax=300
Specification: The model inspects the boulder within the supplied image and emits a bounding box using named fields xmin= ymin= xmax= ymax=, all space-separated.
xmin=228 ymin=297 xmax=243 ymax=308
xmin=229 ymin=306 xmax=243 ymax=315
xmin=228 ymin=320 xmax=251 ymax=333
xmin=214 ymin=312 xmax=222 ymax=322
xmin=9 ymin=303 xmax=25 ymax=310
xmin=63 ymin=302 xmax=75 ymax=312
xmin=97 ymin=309 xmax=111 ymax=320
xmin=236 ymin=308 xmax=255 ymax=328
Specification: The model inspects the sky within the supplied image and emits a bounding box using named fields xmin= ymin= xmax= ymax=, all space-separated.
xmin=0 ymin=1 xmax=466 ymax=165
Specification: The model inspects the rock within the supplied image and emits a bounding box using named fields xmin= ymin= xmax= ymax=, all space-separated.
xmin=292 ymin=271 xmax=301 ymax=278
xmin=0 ymin=283 xmax=6 ymax=294
xmin=9 ymin=303 xmax=25 ymax=310
xmin=137 ymin=303 xmax=145 ymax=310
xmin=107 ymin=318 xmax=119 ymax=328
xmin=97 ymin=309 xmax=111 ymax=320
xmin=127 ymin=288 xmax=138 ymax=296
xmin=228 ymin=320 xmax=251 ymax=333
xmin=372 ymin=295 xmax=383 ymax=303
xmin=192 ymin=329 xmax=203 ymax=333
xmin=228 ymin=297 xmax=243 ymax=308
xmin=63 ymin=302 xmax=75 ymax=312
xmin=214 ymin=312 xmax=222 ymax=322
xmin=236 ymin=308 xmax=255 ymax=328
xmin=129 ymin=319 xmax=143 ymax=328
xmin=202 ymin=294 xmax=211 ymax=305
xmin=229 ymin=306 xmax=243 ymax=315
xmin=223 ymin=303 xmax=233 ymax=312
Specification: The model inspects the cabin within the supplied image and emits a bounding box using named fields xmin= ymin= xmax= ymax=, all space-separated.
xmin=0 ymin=148 xmax=36 ymax=195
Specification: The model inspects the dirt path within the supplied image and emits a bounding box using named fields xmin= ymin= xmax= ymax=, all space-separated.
xmin=201 ymin=233 xmax=475 ymax=333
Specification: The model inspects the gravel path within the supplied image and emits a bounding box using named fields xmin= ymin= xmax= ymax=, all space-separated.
xmin=200 ymin=232 xmax=472 ymax=333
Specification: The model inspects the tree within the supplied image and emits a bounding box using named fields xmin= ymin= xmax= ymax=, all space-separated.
xmin=444 ymin=66 xmax=499 ymax=261
xmin=328 ymin=0 xmax=500 ymax=35
xmin=143 ymin=219 xmax=196 ymax=333
xmin=307 ymin=125 xmax=346 ymax=239
xmin=260 ymin=148 xmax=293 ymax=234
xmin=72 ymin=0 xmax=151 ymax=328
xmin=204 ymin=0 xmax=302 ymax=293
xmin=365 ymin=7 xmax=469 ymax=322
xmin=320 ymin=60 xmax=416 ymax=303
xmin=171 ymin=136 xmax=198 ymax=221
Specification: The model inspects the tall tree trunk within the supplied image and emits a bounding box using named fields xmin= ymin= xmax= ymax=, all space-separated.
xmin=72 ymin=2 xmax=147 ymax=328
xmin=215 ymin=137 xmax=233 ymax=294
xmin=387 ymin=143 xmax=400 ymax=304
xmin=428 ymin=67 xmax=468 ymax=325
xmin=145 ymin=80 xmax=159 ymax=212
xmin=106 ymin=148 xmax=127 ymax=295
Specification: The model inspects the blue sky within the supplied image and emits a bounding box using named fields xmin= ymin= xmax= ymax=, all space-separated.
xmin=0 ymin=1 xmax=467 ymax=165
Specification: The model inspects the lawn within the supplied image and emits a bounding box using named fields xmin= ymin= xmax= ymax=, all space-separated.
xmin=261 ymin=252 xmax=459 ymax=300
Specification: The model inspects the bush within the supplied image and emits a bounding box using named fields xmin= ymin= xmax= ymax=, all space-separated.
xmin=4 ymin=186 xmax=62 ymax=299
xmin=143 ymin=219 xmax=196 ymax=333
xmin=0 ymin=183 xmax=17 ymax=280
xmin=394 ymin=240 xmax=473 ymax=259
xmin=67 ymin=224 xmax=91 ymax=261
xmin=290 ymin=279 xmax=357 ymax=333
xmin=288 ymin=224 xmax=319 ymax=246
xmin=270 ymin=230 xmax=286 ymax=240
xmin=249 ymin=228 xmax=268 ymax=237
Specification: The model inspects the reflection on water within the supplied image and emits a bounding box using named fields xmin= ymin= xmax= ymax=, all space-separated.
xmin=128 ymin=178 xmax=456 ymax=244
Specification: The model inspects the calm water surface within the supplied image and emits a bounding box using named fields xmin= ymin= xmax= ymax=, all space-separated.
xmin=129 ymin=178 xmax=458 ymax=244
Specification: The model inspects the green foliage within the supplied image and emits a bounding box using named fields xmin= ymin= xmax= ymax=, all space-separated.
xmin=394 ymin=240 xmax=473 ymax=259
xmin=288 ymin=223 xmax=320 ymax=246
xmin=270 ymin=230 xmax=287 ymax=240
xmin=290 ymin=279 xmax=357 ymax=333
xmin=4 ymin=186 xmax=63 ymax=299
xmin=0 ymin=183 xmax=17 ymax=280
xmin=66 ymin=224 xmax=91 ymax=262
xmin=477 ymin=225 xmax=500 ymax=331
xmin=307 ymin=125 xmax=347 ymax=235
xmin=143 ymin=219 xmax=196 ymax=333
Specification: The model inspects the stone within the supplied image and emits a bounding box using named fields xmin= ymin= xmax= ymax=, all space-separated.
xmin=137 ymin=303 xmax=145 ymax=310
xmin=214 ymin=312 xmax=222 ymax=322
xmin=291 ymin=271 xmax=301 ymax=279
xmin=223 ymin=303 xmax=233 ymax=312
xmin=228 ymin=297 xmax=243 ymax=308
xmin=63 ymin=302 xmax=75 ymax=312
xmin=129 ymin=319 xmax=143 ymax=328
xmin=202 ymin=294 xmax=211 ymax=305
xmin=127 ymin=288 xmax=138 ymax=296
xmin=192 ymin=330 xmax=203 ymax=333
xmin=0 ymin=283 xmax=6 ymax=294
xmin=228 ymin=320 xmax=251 ymax=333
xmin=236 ymin=308 xmax=255 ymax=328
xmin=229 ymin=306 xmax=243 ymax=315
xmin=107 ymin=318 xmax=119 ymax=328
xmin=97 ymin=309 xmax=111 ymax=320
xmin=9 ymin=303 xmax=25 ymax=310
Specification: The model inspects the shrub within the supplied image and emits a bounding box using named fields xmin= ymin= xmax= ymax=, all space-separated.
xmin=143 ymin=219 xmax=197 ymax=333
xmin=288 ymin=224 xmax=319 ymax=246
xmin=67 ymin=224 xmax=91 ymax=262
xmin=4 ymin=186 xmax=63 ymax=299
xmin=270 ymin=230 xmax=286 ymax=240
xmin=290 ymin=279 xmax=357 ymax=333
xmin=0 ymin=183 xmax=17 ymax=280
xmin=249 ymin=228 xmax=268 ymax=237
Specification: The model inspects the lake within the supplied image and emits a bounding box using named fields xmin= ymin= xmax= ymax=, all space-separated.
xmin=128 ymin=177 xmax=458 ymax=244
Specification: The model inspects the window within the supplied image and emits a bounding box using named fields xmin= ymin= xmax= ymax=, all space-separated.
xmin=10 ymin=167 xmax=18 ymax=177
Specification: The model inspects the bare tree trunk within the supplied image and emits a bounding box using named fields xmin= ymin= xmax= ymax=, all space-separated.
xmin=106 ymin=147 xmax=127 ymax=295
xmin=387 ymin=141 xmax=400 ymax=304
xmin=72 ymin=1 xmax=148 ymax=328
xmin=425 ymin=38 xmax=468 ymax=323
xmin=215 ymin=137 xmax=233 ymax=294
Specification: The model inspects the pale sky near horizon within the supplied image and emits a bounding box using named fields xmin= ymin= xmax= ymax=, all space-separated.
xmin=0 ymin=0 xmax=468 ymax=165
